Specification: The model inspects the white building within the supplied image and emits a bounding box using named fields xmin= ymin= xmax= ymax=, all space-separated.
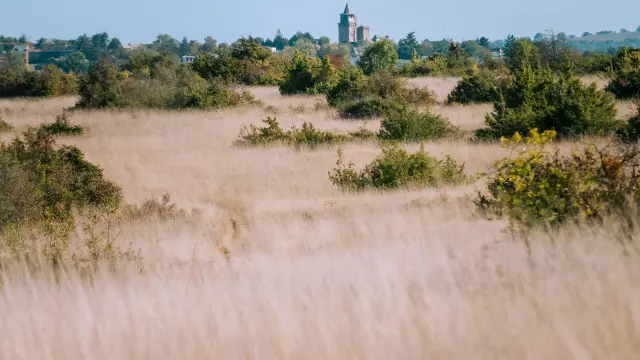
xmin=180 ymin=55 xmax=196 ymax=63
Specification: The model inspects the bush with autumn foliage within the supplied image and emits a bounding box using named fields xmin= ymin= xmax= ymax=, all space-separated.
xmin=476 ymin=129 xmax=640 ymax=229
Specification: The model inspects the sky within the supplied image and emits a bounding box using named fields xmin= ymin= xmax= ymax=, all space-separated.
xmin=1 ymin=0 xmax=639 ymax=44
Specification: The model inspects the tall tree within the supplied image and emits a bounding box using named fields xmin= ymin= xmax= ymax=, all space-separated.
xmin=201 ymin=36 xmax=218 ymax=52
xmin=476 ymin=37 xmax=490 ymax=48
xmin=273 ymin=30 xmax=288 ymax=50
xmin=64 ymin=51 xmax=89 ymax=73
xmin=397 ymin=32 xmax=420 ymax=60
xmin=358 ymin=39 xmax=398 ymax=75
xmin=107 ymin=38 xmax=122 ymax=52
xmin=91 ymin=32 xmax=109 ymax=52
xmin=152 ymin=34 xmax=177 ymax=54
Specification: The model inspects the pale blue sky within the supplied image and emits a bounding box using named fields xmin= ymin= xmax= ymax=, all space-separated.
xmin=2 ymin=0 xmax=639 ymax=44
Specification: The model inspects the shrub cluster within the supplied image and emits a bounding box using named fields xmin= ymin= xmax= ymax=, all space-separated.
xmin=0 ymin=65 xmax=77 ymax=98
xmin=329 ymin=145 xmax=468 ymax=191
xmin=378 ymin=108 xmax=461 ymax=141
xmin=605 ymin=47 xmax=640 ymax=100
xmin=399 ymin=54 xmax=474 ymax=77
xmin=328 ymin=70 xmax=437 ymax=118
xmin=39 ymin=110 xmax=85 ymax=136
xmin=192 ymin=38 xmax=290 ymax=86
xmin=476 ymin=129 xmax=640 ymax=228
xmin=236 ymin=117 xmax=360 ymax=148
xmin=76 ymin=59 xmax=260 ymax=110
xmin=475 ymin=66 xmax=620 ymax=140
xmin=0 ymin=127 xmax=122 ymax=230
xmin=447 ymin=71 xmax=507 ymax=104
xmin=279 ymin=50 xmax=337 ymax=95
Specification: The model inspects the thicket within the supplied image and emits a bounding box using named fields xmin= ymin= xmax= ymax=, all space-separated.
xmin=76 ymin=58 xmax=260 ymax=110
xmin=0 ymin=65 xmax=77 ymax=98
xmin=476 ymin=129 xmax=640 ymax=229
xmin=236 ymin=117 xmax=375 ymax=148
xmin=0 ymin=127 xmax=121 ymax=230
xmin=191 ymin=38 xmax=290 ymax=86
xmin=39 ymin=110 xmax=84 ymax=136
xmin=329 ymin=145 xmax=468 ymax=191
xmin=327 ymin=70 xmax=437 ymax=118
xmin=447 ymin=71 xmax=507 ymax=104
xmin=399 ymin=53 xmax=476 ymax=77
xmin=475 ymin=65 xmax=620 ymax=140
xmin=378 ymin=108 xmax=461 ymax=141
xmin=605 ymin=47 xmax=640 ymax=100
xmin=238 ymin=105 xmax=458 ymax=149
xmin=279 ymin=50 xmax=337 ymax=95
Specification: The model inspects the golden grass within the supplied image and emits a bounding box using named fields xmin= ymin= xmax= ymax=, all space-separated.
xmin=1 ymin=83 xmax=640 ymax=359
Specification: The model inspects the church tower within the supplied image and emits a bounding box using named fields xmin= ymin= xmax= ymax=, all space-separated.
xmin=338 ymin=4 xmax=357 ymax=43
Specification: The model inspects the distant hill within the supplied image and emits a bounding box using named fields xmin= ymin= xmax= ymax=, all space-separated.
xmin=567 ymin=32 xmax=640 ymax=53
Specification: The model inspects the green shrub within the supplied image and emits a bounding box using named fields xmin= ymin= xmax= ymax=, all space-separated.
xmin=236 ymin=117 xmax=349 ymax=148
xmin=476 ymin=129 xmax=640 ymax=228
xmin=329 ymin=145 xmax=468 ymax=191
xmin=358 ymin=39 xmax=399 ymax=75
xmin=337 ymin=97 xmax=406 ymax=119
xmin=181 ymin=82 xmax=261 ymax=109
xmin=475 ymin=66 xmax=620 ymax=140
xmin=279 ymin=50 xmax=337 ymax=95
xmin=76 ymin=59 xmax=259 ymax=110
xmin=447 ymin=72 xmax=504 ymax=104
xmin=76 ymin=60 xmax=125 ymax=108
xmin=326 ymin=67 xmax=367 ymax=106
xmin=0 ymin=117 xmax=13 ymax=132
xmin=378 ymin=109 xmax=460 ymax=141
xmin=0 ymin=65 xmax=77 ymax=98
xmin=0 ymin=127 xmax=122 ymax=229
xmin=605 ymin=47 xmax=640 ymax=99
xmin=40 ymin=110 xmax=84 ymax=136
xmin=329 ymin=70 xmax=437 ymax=118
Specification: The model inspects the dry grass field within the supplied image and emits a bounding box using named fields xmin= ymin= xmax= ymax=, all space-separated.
xmin=0 ymin=78 xmax=639 ymax=359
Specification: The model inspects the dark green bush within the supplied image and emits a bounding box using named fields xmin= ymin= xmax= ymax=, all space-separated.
xmin=0 ymin=65 xmax=77 ymax=98
xmin=236 ymin=117 xmax=349 ymax=148
xmin=40 ymin=110 xmax=84 ymax=136
xmin=447 ymin=72 xmax=504 ymax=104
xmin=326 ymin=67 xmax=367 ymax=106
xmin=329 ymin=70 xmax=437 ymax=119
xmin=279 ymin=50 xmax=337 ymax=95
xmin=475 ymin=66 xmax=620 ymax=140
xmin=605 ymin=47 xmax=640 ymax=100
xmin=0 ymin=127 xmax=122 ymax=229
xmin=337 ymin=97 xmax=406 ymax=119
xmin=181 ymin=82 xmax=261 ymax=109
xmin=329 ymin=145 xmax=468 ymax=191
xmin=76 ymin=61 xmax=125 ymax=109
xmin=476 ymin=129 xmax=640 ymax=229
xmin=378 ymin=109 xmax=460 ymax=141
xmin=76 ymin=59 xmax=259 ymax=110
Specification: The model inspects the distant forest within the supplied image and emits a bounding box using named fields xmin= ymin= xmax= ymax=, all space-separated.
xmin=1 ymin=26 xmax=639 ymax=73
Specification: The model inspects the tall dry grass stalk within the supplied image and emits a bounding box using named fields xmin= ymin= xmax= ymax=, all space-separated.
xmin=1 ymin=83 xmax=639 ymax=359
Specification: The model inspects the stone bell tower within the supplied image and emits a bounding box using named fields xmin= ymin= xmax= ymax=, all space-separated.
xmin=338 ymin=4 xmax=357 ymax=43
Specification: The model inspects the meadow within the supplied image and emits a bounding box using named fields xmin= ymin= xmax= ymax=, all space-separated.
xmin=0 ymin=77 xmax=639 ymax=359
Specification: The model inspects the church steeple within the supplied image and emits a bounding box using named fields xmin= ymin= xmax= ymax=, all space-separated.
xmin=343 ymin=3 xmax=351 ymax=14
